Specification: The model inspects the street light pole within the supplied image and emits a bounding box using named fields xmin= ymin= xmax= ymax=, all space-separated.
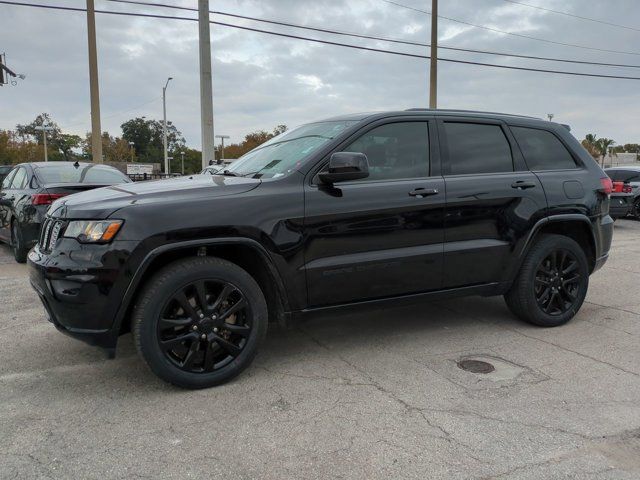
xmin=547 ymin=113 xmax=554 ymax=121
xmin=34 ymin=124 xmax=54 ymax=162
xmin=429 ymin=0 xmax=438 ymax=109
xmin=215 ymin=134 xmax=230 ymax=163
xmin=180 ymin=151 xmax=185 ymax=175
xmin=86 ymin=0 xmax=103 ymax=163
xmin=162 ymin=77 xmax=173 ymax=175
xmin=129 ymin=141 xmax=135 ymax=162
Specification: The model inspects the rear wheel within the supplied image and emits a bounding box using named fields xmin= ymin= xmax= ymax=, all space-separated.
xmin=133 ymin=257 xmax=267 ymax=389
xmin=505 ymin=234 xmax=589 ymax=327
xmin=633 ymin=198 xmax=640 ymax=220
xmin=11 ymin=221 xmax=28 ymax=263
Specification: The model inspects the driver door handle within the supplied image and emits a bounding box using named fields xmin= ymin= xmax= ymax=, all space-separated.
xmin=511 ymin=181 xmax=536 ymax=190
xmin=409 ymin=188 xmax=439 ymax=197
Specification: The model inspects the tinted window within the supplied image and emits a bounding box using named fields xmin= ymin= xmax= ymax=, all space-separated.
xmin=10 ymin=168 xmax=27 ymax=189
xmin=35 ymin=164 xmax=129 ymax=184
xmin=512 ymin=127 xmax=577 ymax=170
xmin=341 ymin=122 xmax=429 ymax=180
xmin=443 ymin=123 xmax=513 ymax=175
xmin=608 ymin=170 xmax=640 ymax=182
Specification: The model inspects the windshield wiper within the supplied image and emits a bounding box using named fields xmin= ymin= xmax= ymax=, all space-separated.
xmin=220 ymin=170 xmax=240 ymax=177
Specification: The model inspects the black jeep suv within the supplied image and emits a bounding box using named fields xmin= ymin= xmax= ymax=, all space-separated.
xmin=28 ymin=110 xmax=613 ymax=389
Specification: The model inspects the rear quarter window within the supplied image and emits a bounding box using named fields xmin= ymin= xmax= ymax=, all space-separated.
xmin=511 ymin=127 xmax=577 ymax=170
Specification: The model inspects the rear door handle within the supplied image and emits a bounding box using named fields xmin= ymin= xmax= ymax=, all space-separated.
xmin=511 ymin=181 xmax=536 ymax=190
xmin=409 ymin=188 xmax=439 ymax=197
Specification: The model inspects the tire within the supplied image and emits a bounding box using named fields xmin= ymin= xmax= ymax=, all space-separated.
xmin=504 ymin=234 xmax=589 ymax=327
xmin=11 ymin=221 xmax=28 ymax=263
xmin=132 ymin=256 xmax=268 ymax=389
xmin=633 ymin=198 xmax=640 ymax=220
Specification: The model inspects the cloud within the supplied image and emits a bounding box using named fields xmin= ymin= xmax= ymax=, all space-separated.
xmin=1 ymin=0 xmax=639 ymax=150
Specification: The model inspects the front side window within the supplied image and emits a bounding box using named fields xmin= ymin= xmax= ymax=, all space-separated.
xmin=511 ymin=127 xmax=577 ymax=170
xmin=10 ymin=167 xmax=27 ymax=189
xmin=225 ymin=121 xmax=356 ymax=179
xmin=340 ymin=122 xmax=429 ymax=181
xmin=443 ymin=122 xmax=513 ymax=175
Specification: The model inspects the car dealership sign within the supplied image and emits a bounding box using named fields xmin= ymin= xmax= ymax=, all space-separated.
xmin=126 ymin=164 xmax=154 ymax=175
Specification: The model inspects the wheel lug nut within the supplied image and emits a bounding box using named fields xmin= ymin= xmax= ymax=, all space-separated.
xmin=192 ymin=325 xmax=198 ymax=331
xmin=199 ymin=314 xmax=204 ymax=319
xmin=213 ymin=327 xmax=219 ymax=333
xmin=201 ymin=334 xmax=206 ymax=340
xmin=211 ymin=315 xmax=217 ymax=320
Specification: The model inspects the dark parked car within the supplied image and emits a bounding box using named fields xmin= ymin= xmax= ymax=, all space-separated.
xmin=0 ymin=165 xmax=12 ymax=185
xmin=605 ymin=166 xmax=640 ymax=219
xmin=0 ymin=162 xmax=131 ymax=262
xmin=28 ymin=110 xmax=613 ymax=389
xmin=607 ymin=180 xmax=633 ymax=219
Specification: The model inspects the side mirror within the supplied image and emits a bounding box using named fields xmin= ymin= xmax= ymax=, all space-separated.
xmin=318 ymin=152 xmax=369 ymax=184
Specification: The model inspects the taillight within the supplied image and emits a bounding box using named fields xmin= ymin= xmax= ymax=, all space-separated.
xmin=622 ymin=183 xmax=633 ymax=194
xmin=31 ymin=193 xmax=68 ymax=206
xmin=612 ymin=181 xmax=624 ymax=193
xmin=599 ymin=177 xmax=613 ymax=195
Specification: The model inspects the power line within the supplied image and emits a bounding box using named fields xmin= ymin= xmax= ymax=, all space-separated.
xmin=102 ymin=0 xmax=640 ymax=69
xmin=380 ymin=0 xmax=640 ymax=56
xmin=3 ymin=1 xmax=640 ymax=81
xmin=501 ymin=0 xmax=640 ymax=33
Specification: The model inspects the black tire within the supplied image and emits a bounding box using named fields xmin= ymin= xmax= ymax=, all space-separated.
xmin=11 ymin=221 xmax=28 ymax=263
xmin=504 ymin=234 xmax=589 ymax=327
xmin=132 ymin=257 xmax=268 ymax=389
xmin=633 ymin=198 xmax=640 ymax=220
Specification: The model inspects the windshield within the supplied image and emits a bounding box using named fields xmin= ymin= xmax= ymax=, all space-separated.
xmin=225 ymin=121 xmax=356 ymax=179
xmin=35 ymin=164 xmax=130 ymax=185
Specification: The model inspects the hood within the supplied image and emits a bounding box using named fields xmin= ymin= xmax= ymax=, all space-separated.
xmin=48 ymin=174 xmax=261 ymax=219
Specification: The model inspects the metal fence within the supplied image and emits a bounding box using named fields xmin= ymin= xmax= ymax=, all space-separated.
xmin=127 ymin=173 xmax=181 ymax=182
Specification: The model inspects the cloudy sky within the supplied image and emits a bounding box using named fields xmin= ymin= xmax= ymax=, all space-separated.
xmin=1 ymin=0 xmax=639 ymax=149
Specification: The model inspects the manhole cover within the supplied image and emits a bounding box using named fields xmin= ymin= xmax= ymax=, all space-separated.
xmin=457 ymin=359 xmax=495 ymax=374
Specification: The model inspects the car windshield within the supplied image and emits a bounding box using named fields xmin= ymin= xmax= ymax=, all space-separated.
xmin=35 ymin=164 xmax=130 ymax=184
xmin=224 ymin=121 xmax=356 ymax=179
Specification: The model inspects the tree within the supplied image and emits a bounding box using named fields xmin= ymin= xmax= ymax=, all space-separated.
xmin=15 ymin=113 xmax=82 ymax=161
xmin=83 ymin=132 xmax=133 ymax=162
xmin=581 ymin=133 xmax=599 ymax=159
xmin=121 ymin=117 xmax=185 ymax=165
xmin=596 ymin=138 xmax=616 ymax=167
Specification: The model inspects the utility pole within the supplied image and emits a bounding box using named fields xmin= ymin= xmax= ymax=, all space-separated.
xmin=199 ymin=0 xmax=215 ymax=170
xmin=34 ymin=124 xmax=54 ymax=162
xmin=162 ymin=76 xmax=173 ymax=174
xmin=86 ymin=0 xmax=103 ymax=163
xmin=429 ymin=0 xmax=438 ymax=109
xmin=215 ymin=134 xmax=229 ymax=163
xmin=180 ymin=151 xmax=185 ymax=175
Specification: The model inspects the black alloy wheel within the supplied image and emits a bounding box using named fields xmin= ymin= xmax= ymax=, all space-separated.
xmin=158 ymin=280 xmax=251 ymax=373
xmin=11 ymin=222 xmax=28 ymax=263
xmin=534 ymin=249 xmax=581 ymax=316
xmin=133 ymin=257 xmax=268 ymax=389
xmin=504 ymin=234 xmax=588 ymax=327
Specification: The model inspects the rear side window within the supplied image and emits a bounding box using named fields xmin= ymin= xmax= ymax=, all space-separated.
xmin=443 ymin=122 xmax=513 ymax=175
xmin=342 ymin=122 xmax=429 ymax=180
xmin=10 ymin=167 xmax=27 ymax=189
xmin=511 ymin=127 xmax=577 ymax=170
xmin=610 ymin=170 xmax=640 ymax=182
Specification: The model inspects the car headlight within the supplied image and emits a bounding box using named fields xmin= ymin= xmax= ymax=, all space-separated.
xmin=63 ymin=220 xmax=123 ymax=243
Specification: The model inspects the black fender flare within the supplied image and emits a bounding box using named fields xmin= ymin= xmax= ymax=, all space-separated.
xmin=109 ymin=237 xmax=290 ymax=340
xmin=507 ymin=214 xmax=597 ymax=285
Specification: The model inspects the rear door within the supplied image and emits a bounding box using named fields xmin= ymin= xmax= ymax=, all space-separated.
xmin=303 ymin=118 xmax=445 ymax=307
xmin=0 ymin=168 xmax=17 ymax=241
xmin=438 ymin=118 xmax=547 ymax=288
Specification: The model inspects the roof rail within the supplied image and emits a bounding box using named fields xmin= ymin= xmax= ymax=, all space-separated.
xmin=404 ymin=108 xmax=540 ymax=120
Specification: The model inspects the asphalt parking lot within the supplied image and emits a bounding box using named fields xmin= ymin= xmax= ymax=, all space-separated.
xmin=1 ymin=220 xmax=639 ymax=480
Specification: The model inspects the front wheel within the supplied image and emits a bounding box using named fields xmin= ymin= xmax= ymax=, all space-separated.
xmin=132 ymin=257 xmax=268 ymax=389
xmin=505 ymin=234 xmax=589 ymax=327
xmin=633 ymin=198 xmax=640 ymax=220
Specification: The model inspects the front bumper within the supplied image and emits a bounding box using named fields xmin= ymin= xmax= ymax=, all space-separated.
xmin=28 ymin=239 xmax=139 ymax=349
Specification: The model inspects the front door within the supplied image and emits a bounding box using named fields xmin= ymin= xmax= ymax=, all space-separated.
xmin=438 ymin=118 xmax=548 ymax=288
xmin=303 ymin=119 xmax=446 ymax=307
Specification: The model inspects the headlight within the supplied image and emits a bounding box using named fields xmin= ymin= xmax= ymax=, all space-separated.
xmin=63 ymin=220 xmax=123 ymax=243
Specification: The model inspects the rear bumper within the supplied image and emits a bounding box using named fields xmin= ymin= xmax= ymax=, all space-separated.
xmin=609 ymin=194 xmax=632 ymax=218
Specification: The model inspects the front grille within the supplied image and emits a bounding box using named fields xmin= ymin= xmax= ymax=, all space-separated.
xmin=39 ymin=218 xmax=65 ymax=253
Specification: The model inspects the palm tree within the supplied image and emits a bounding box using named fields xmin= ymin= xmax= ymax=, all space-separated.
xmin=596 ymin=138 xmax=615 ymax=167
xmin=581 ymin=134 xmax=599 ymax=159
